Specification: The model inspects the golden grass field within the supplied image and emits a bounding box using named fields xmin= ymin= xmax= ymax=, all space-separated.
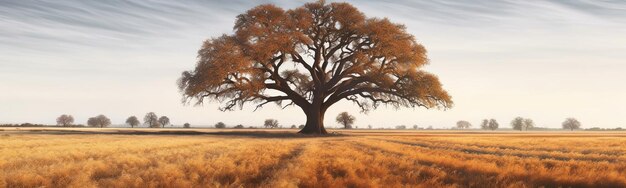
xmin=1 ymin=128 xmax=626 ymax=188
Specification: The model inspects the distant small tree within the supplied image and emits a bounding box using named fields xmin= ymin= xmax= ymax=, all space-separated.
xmin=264 ymin=119 xmax=279 ymax=129
xmin=426 ymin=126 xmax=434 ymax=130
xmin=183 ymin=123 xmax=191 ymax=128
xmin=480 ymin=119 xmax=489 ymax=130
xmin=335 ymin=112 xmax=356 ymax=129
xmin=511 ymin=117 xmax=524 ymax=131
xmin=290 ymin=125 xmax=297 ymax=129
xmin=87 ymin=118 xmax=96 ymax=127
xmin=488 ymin=119 xmax=499 ymax=130
xmin=512 ymin=117 xmax=534 ymax=131
xmin=368 ymin=125 xmax=373 ymax=129
xmin=413 ymin=125 xmax=418 ymax=129
xmin=56 ymin=114 xmax=74 ymax=127
xmin=158 ymin=116 xmax=170 ymax=128
xmin=298 ymin=124 xmax=305 ymax=129
xmin=87 ymin=115 xmax=111 ymax=128
xmin=234 ymin=124 xmax=244 ymax=129
xmin=144 ymin=112 xmax=160 ymax=128
xmin=125 ymin=116 xmax=140 ymax=128
xmin=215 ymin=122 xmax=226 ymax=129
xmin=456 ymin=120 xmax=472 ymax=129
xmin=562 ymin=118 xmax=581 ymax=131
xmin=523 ymin=118 xmax=534 ymax=130
xmin=396 ymin=125 xmax=407 ymax=129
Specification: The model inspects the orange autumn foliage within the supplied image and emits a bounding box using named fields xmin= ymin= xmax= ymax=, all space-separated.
xmin=178 ymin=1 xmax=452 ymax=134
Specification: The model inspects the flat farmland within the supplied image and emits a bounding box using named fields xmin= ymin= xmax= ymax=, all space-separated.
xmin=1 ymin=128 xmax=625 ymax=187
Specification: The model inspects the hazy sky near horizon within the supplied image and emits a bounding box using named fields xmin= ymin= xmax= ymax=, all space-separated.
xmin=1 ymin=0 xmax=625 ymax=128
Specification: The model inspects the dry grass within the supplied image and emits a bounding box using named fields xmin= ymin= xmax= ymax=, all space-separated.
xmin=1 ymin=128 xmax=625 ymax=187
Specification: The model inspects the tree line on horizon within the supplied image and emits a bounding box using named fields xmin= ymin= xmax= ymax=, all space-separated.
xmin=53 ymin=112 xmax=174 ymax=128
xmin=455 ymin=117 xmax=582 ymax=131
xmin=0 ymin=114 xmax=615 ymax=131
xmin=52 ymin=113 xmax=585 ymax=131
xmin=51 ymin=111 xmax=359 ymax=129
xmin=0 ymin=111 xmax=591 ymax=130
xmin=57 ymin=112 xmax=584 ymax=131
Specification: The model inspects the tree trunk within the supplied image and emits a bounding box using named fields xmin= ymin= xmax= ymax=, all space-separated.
xmin=298 ymin=106 xmax=328 ymax=134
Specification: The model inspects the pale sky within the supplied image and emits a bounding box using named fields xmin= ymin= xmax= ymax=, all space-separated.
xmin=1 ymin=0 xmax=625 ymax=128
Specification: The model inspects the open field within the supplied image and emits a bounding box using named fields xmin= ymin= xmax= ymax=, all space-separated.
xmin=1 ymin=128 xmax=626 ymax=187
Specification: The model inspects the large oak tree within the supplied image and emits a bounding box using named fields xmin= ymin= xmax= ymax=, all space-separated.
xmin=178 ymin=1 xmax=452 ymax=134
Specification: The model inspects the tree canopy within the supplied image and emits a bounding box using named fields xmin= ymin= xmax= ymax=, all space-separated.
xmin=178 ymin=0 xmax=452 ymax=134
